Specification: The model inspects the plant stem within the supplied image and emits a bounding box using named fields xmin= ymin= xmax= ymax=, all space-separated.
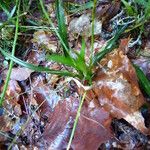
xmin=67 ymin=91 xmax=87 ymax=150
xmin=39 ymin=0 xmax=69 ymax=53
xmin=89 ymin=0 xmax=97 ymax=68
xmin=0 ymin=12 xmax=26 ymax=30
xmin=0 ymin=0 xmax=20 ymax=106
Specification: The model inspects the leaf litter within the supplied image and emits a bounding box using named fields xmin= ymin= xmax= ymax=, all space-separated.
xmin=0 ymin=0 xmax=150 ymax=149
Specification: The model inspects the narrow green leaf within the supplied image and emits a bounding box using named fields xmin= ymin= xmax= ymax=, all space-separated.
xmin=39 ymin=0 xmax=69 ymax=54
xmin=8 ymin=5 xmax=16 ymax=19
xmin=93 ymin=25 xmax=127 ymax=65
xmin=74 ymin=52 xmax=89 ymax=78
xmin=0 ymin=50 xmax=79 ymax=78
xmin=0 ymin=1 xmax=10 ymax=16
xmin=0 ymin=2 xmax=16 ymax=19
xmin=134 ymin=64 xmax=150 ymax=97
xmin=68 ymin=1 xmax=93 ymax=13
xmin=0 ymin=0 xmax=20 ymax=107
xmin=121 ymin=0 xmax=135 ymax=15
xmin=47 ymin=53 xmax=89 ymax=79
xmin=47 ymin=54 xmax=75 ymax=67
xmin=56 ymin=0 xmax=69 ymax=56
xmin=80 ymin=38 xmax=85 ymax=59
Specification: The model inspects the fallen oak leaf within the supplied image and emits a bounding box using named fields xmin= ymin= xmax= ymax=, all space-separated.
xmin=87 ymin=48 xmax=148 ymax=134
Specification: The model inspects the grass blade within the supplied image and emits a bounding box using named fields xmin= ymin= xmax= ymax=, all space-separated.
xmin=0 ymin=1 xmax=10 ymax=17
xmin=67 ymin=92 xmax=87 ymax=150
xmin=121 ymin=0 xmax=135 ymax=16
xmin=68 ymin=1 xmax=93 ymax=13
xmin=133 ymin=64 xmax=150 ymax=97
xmin=89 ymin=0 xmax=97 ymax=69
xmin=39 ymin=0 xmax=70 ymax=55
xmin=56 ymin=0 xmax=69 ymax=56
xmin=47 ymin=54 xmax=75 ymax=67
xmin=9 ymin=5 xmax=16 ymax=19
xmin=0 ymin=0 xmax=20 ymax=106
xmin=0 ymin=49 xmax=79 ymax=78
xmin=93 ymin=25 xmax=127 ymax=65
xmin=80 ymin=38 xmax=86 ymax=59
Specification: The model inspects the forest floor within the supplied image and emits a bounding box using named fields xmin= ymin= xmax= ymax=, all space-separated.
xmin=0 ymin=0 xmax=150 ymax=149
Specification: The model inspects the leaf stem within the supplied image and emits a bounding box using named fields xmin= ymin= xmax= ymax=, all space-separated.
xmin=89 ymin=0 xmax=97 ymax=68
xmin=39 ymin=0 xmax=69 ymax=53
xmin=0 ymin=0 xmax=20 ymax=106
xmin=67 ymin=91 xmax=87 ymax=150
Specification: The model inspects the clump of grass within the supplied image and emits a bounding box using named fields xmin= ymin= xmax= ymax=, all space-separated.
xmin=121 ymin=0 xmax=150 ymax=33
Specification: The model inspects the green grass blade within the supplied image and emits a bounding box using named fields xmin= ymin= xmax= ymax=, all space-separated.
xmin=56 ymin=0 xmax=69 ymax=56
xmin=74 ymin=52 xmax=88 ymax=77
xmin=0 ymin=12 xmax=27 ymax=29
xmin=9 ymin=5 xmax=16 ymax=19
xmin=0 ymin=1 xmax=10 ymax=17
xmin=133 ymin=64 xmax=150 ymax=97
xmin=67 ymin=91 xmax=87 ymax=150
xmin=80 ymin=38 xmax=86 ymax=59
xmin=0 ymin=50 xmax=80 ymax=78
xmin=0 ymin=1 xmax=16 ymax=19
xmin=0 ymin=0 xmax=20 ymax=107
xmin=93 ymin=25 xmax=127 ymax=65
xmin=68 ymin=1 xmax=93 ymax=13
xmin=47 ymin=53 xmax=88 ymax=79
xmin=121 ymin=0 xmax=135 ymax=16
xmin=39 ymin=0 xmax=70 ymax=55
xmin=89 ymin=0 xmax=97 ymax=69
xmin=47 ymin=54 xmax=75 ymax=67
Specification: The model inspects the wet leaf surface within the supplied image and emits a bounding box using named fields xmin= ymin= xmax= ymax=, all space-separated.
xmin=43 ymin=96 xmax=112 ymax=150
xmin=2 ymin=67 xmax=33 ymax=81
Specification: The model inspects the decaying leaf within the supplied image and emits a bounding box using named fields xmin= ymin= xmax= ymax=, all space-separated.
xmin=43 ymin=96 xmax=112 ymax=150
xmin=96 ymin=0 xmax=121 ymax=24
xmin=69 ymin=14 xmax=102 ymax=37
xmin=32 ymin=30 xmax=58 ymax=52
xmin=25 ymin=46 xmax=149 ymax=149
xmin=87 ymin=48 xmax=148 ymax=134
xmin=26 ymin=50 xmax=46 ymax=65
xmin=2 ymin=67 xmax=33 ymax=81
xmin=0 ymin=80 xmax=22 ymax=133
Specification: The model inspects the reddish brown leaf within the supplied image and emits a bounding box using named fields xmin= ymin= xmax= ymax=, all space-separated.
xmin=43 ymin=97 xmax=112 ymax=150
xmin=87 ymin=49 xmax=148 ymax=134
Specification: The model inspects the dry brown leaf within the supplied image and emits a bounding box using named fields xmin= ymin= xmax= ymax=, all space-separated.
xmin=96 ymin=0 xmax=120 ymax=24
xmin=32 ymin=30 xmax=57 ymax=53
xmin=69 ymin=14 xmax=102 ymax=37
xmin=0 ymin=80 xmax=22 ymax=133
xmin=87 ymin=49 xmax=148 ymax=134
xmin=2 ymin=67 xmax=33 ymax=81
xmin=26 ymin=50 xmax=46 ymax=65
